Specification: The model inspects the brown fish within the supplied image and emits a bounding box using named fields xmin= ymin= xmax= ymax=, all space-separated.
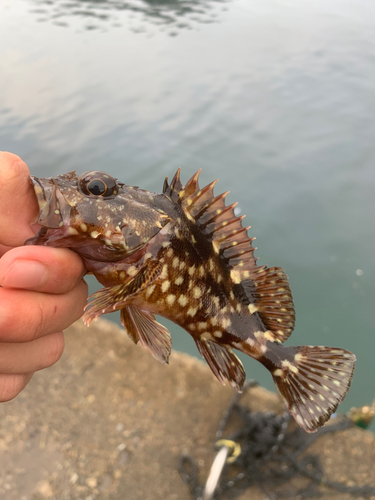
xmin=26 ymin=169 xmax=356 ymax=432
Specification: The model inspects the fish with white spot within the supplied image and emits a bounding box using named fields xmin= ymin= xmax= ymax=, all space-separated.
xmin=26 ymin=169 xmax=356 ymax=432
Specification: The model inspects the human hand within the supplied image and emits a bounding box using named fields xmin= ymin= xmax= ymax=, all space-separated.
xmin=0 ymin=152 xmax=88 ymax=401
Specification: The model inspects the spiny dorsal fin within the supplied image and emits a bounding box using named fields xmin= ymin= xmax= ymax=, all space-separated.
xmin=163 ymin=169 xmax=296 ymax=343
xmin=163 ymin=168 xmax=183 ymax=203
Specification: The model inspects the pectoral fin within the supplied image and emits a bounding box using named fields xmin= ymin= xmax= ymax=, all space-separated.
xmin=83 ymin=261 xmax=162 ymax=325
xmin=121 ymin=305 xmax=172 ymax=364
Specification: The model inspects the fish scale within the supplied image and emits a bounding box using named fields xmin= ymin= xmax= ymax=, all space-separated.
xmin=26 ymin=168 xmax=356 ymax=433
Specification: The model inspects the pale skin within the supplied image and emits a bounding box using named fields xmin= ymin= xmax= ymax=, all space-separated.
xmin=0 ymin=152 xmax=88 ymax=402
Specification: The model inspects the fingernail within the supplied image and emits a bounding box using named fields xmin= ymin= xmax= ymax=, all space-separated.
xmin=1 ymin=260 xmax=49 ymax=289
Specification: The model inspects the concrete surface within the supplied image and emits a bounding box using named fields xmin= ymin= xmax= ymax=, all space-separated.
xmin=0 ymin=318 xmax=374 ymax=500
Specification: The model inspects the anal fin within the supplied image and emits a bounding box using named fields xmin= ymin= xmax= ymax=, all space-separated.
xmin=195 ymin=339 xmax=245 ymax=391
xmin=121 ymin=305 xmax=172 ymax=364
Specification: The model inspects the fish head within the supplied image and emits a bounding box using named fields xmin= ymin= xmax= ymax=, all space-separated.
xmin=26 ymin=170 xmax=169 ymax=262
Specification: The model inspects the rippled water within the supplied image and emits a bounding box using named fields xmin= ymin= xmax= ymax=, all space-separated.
xmin=1 ymin=0 xmax=374 ymax=416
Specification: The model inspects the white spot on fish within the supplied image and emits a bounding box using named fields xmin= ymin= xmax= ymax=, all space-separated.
xmin=230 ymin=269 xmax=241 ymax=284
xmin=160 ymin=265 xmax=168 ymax=280
xmin=212 ymin=240 xmax=220 ymax=254
xmin=166 ymin=294 xmax=176 ymax=306
xmin=263 ymin=330 xmax=274 ymax=341
xmin=281 ymin=359 xmax=299 ymax=373
xmin=178 ymin=295 xmax=188 ymax=307
xmin=198 ymin=322 xmax=208 ymax=330
xmin=212 ymin=296 xmax=220 ymax=308
xmin=127 ymin=266 xmax=138 ymax=277
xmin=188 ymin=265 xmax=195 ymax=276
xmin=222 ymin=318 xmax=231 ymax=329
xmin=187 ymin=307 xmax=197 ymax=317
xmin=201 ymin=332 xmax=212 ymax=341
xmin=295 ymin=414 xmax=304 ymax=426
xmin=146 ymin=284 xmax=156 ymax=298
xmin=248 ymin=303 xmax=258 ymax=315
xmin=185 ymin=211 xmax=194 ymax=222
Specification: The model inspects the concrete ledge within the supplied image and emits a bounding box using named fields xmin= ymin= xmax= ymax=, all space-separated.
xmin=0 ymin=319 xmax=374 ymax=500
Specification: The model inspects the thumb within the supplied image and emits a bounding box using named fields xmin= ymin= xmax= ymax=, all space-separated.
xmin=0 ymin=152 xmax=39 ymax=247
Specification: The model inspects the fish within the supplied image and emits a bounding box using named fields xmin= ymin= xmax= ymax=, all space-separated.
xmin=25 ymin=169 xmax=356 ymax=433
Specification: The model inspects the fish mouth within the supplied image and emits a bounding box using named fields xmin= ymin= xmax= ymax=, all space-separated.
xmin=29 ymin=175 xmax=67 ymax=229
xmin=25 ymin=175 xmax=74 ymax=247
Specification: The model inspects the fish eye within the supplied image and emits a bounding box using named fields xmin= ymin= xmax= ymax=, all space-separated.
xmin=79 ymin=171 xmax=118 ymax=198
xmin=87 ymin=178 xmax=107 ymax=196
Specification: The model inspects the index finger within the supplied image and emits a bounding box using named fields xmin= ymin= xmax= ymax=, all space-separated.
xmin=0 ymin=152 xmax=39 ymax=247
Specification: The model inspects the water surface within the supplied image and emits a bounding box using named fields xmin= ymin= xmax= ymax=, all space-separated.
xmin=1 ymin=0 xmax=374 ymax=417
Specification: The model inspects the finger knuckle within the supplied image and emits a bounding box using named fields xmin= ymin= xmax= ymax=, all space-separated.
xmin=0 ymin=299 xmax=31 ymax=343
xmin=29 ymin=301 xmax=46 ymax=341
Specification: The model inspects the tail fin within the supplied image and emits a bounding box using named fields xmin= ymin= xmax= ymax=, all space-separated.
xmin=272 ymin=345 xmax=356 ymax=433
